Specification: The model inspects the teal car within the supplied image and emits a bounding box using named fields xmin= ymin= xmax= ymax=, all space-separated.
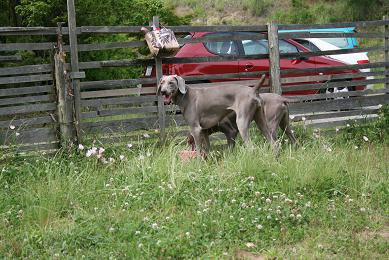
xmin=279 ymin=27 xmax=358 ymax=49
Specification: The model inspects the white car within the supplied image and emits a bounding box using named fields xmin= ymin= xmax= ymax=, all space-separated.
xmin=293 ymin=38 xmax=373 ymax=90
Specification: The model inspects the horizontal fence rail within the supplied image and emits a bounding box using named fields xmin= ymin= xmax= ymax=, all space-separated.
xmin=1 ymin=17 xmax=389 ymax=153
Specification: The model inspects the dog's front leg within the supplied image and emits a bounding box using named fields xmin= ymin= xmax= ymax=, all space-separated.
xmin=190 ymin=126 xmax=203 ymax=157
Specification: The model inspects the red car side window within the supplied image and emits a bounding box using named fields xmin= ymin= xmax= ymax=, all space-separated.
xmin=203 ymin=33 xmax=238 ymax=55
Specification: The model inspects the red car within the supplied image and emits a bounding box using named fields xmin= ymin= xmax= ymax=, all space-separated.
xmin=145 ymin=31 xmax=364 ymax=95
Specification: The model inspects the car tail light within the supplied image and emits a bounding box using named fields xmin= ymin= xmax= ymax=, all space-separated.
xmin=357 ymin=60 xmax=369 ymax=64
xmin=353 ymin=45 xmax=359 ymax=48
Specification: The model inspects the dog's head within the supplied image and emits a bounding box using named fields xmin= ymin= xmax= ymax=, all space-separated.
xmin=157 ymin=75 xmax=186 ymax=105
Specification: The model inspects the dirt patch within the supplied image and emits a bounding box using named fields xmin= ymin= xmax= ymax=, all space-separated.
xmin=359 ymin=225 xmax=389 ymax=242
xmin=235 ymin=250 xmax=266 ymax=260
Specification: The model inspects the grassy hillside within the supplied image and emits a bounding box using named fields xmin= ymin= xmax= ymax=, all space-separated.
xmin=166 ymin=0 xmax=389 ymax=25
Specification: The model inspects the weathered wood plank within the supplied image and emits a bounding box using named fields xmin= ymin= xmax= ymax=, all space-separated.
xmin=0 ymin=27 xmax=57 ymax=35
xmin=268 ymin=22 xmax=281 ymax=94
xmin=385 ymin=16 xmax=389 ymax=89
xmin=81 ymin=117 xmax=159 ymax=133
xmin=0 ymin=85 xmax=53 ymax=97
xmin=78 ymin=59 xmax=154 ymax=69
xmin=81 ymin=87 xmax=155 ymax=98
xmin=0 ymin=127 xmax=58 ymax=145
xmin=80 ymin=25 xmax=268 ymax=33
xmin=280 ymin=46 xmax=387 ymax=59
xmin=306 ymin=116 xmax=378 ymax=129
xmin=279 ymin=32 xmax=389 ymax=39
xmin=67 ymin=0 xmax=82 ymax=142
xmin=81 ymin=95 xmax=157 ymax=107
xmin=290 ymin=88 xmax=389 ymax=101
xmin=0 ymin=42 xmax=54 ymax=51
xmin=0 ymin=74 xmax=52 ymax=85
xmin=282 ymin=77 xmax=389 ymax=92
xmin=278 ymin=20 xmax=389 ymax=30
xmin=0 ymin=55 xmax=22 ymax=61
xmin=13 ymin=142 xmax=59 ymax=153
xmin=289 ymin=94 xmax=389 ymax=114
xmin=80 ymin=78 xmax=155 ymax=90
xmin=0 ymin=103 xmax=56 ymax=116
xmin=290 ymin=108 xmax=380 ymax=122
xmin=83 ymin=106 xmax=158 ymax=118
xmin=0 ymin=94 xmax=54 ymax=106
xmin=54 ymin=33 xmax=77 ymax=147
xmin=281 ymin=61 xmax=389 ymax=76
xmin=78 ymin=58 xmax=388 ymax=72
xmin=0 ymin=115 xmax=57 ymax=129
xmin=0 ymin=64 xmax=52 ymax=76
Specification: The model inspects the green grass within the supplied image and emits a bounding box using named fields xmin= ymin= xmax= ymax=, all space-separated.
xmin=1 ymin=129 xmax=388 ymax=258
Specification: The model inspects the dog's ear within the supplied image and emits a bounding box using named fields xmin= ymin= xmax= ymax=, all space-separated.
xmin=174 ymin=76 xmax=186 ymax=94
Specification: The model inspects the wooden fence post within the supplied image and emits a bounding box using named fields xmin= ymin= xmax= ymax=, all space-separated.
xmin=153 ymin=16 xmax=166 ymax=140
xmin=67 ymin=0 xmax=82 ymax=143
xmin=54 ymin=22 xmax=76 ymax=147
xmin=268 ymin=21 xmax=282 ymax=94
xmin=384 ymin=15 xmax=389 ymax=89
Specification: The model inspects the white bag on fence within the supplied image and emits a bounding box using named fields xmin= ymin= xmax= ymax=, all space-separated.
xmin=142 ymin=27 xmax=180 ymax=57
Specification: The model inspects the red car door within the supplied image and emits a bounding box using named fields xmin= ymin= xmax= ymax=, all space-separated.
xmin=174 ymin=32 xmax=240 ymax=82
xmin=237 ymin=32 xmax=319 ymax=95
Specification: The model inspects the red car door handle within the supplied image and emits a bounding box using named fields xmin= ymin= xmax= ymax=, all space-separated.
xmin=245 ymin=64 xmax=254 ymax=69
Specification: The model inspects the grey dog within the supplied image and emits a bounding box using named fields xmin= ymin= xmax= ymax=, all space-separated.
xmin=187 ymin=93 xmax=298 ymax=150
xmin=157 ymin=75 xmax=273 ymax=154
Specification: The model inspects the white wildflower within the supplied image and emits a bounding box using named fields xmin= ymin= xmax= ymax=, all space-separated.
xmin=139 ymin=155 xmax=145 ymax=160
xmin=15 ymin=132 xmax=20 ymax=137
xmin=245 ymin=242 xmax=256 ymax=248
xmin=346 ymin=124 xmax=350 ymax=127
xmin=127 ymin=143 xmax=133 ymax=149
xmin=363 ymin=136 xmax=369 ymax=142
xmin=78 ymin=144 xmax=84 ymax=150
xmin=108 ymin=227 xmax=115 ymax=233
xmin=255 ymin=191 xmax=261 ymax=197
xmin=108 ymin=157 xmax=115 ymax=163
xmin=360 ymin=207 xmax=366 ymax=212
xmin=143 ymin=133 xmax=150 ymax=138
xmin=296 ymin=214 xmax=302 ymax=219
xmin=266 ymin=198 xmax=272 ymax=204
xmin=146 ymin=152 xmax=151 ymax=157
xmin=119 ymin=155 xmax=125 ymax=161
xmin=256 ymin=224 xmax=263 ymax=230
xmin=151 ymin=223 xmax=158 ymax=229
xmin=301 ymin=116 xmax=306 ymax=121
xmin=9 ymin=125 xmax=15 ymax=130
xmin=185 ymin=232 xmax=190 ymax=237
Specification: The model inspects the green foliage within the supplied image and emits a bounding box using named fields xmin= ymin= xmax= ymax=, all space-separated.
xmin=243 ymin=0 xmax=272 ymax=16
xmin=9 ymin=0 xmax=190 ymax=80
xmin=339 ymin=105 xmax=389 ymax=146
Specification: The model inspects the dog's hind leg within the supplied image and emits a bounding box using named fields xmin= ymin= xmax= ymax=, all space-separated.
xmin=279 ymin=109 xmax=297 ymax=145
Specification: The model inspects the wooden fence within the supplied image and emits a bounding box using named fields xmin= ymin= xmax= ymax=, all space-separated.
xmin=1 ymin=8 xmax=389 ymax=153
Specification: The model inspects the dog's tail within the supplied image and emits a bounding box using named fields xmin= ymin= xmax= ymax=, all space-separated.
xmin=252 ymin=74 xmax=266 ymax=93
